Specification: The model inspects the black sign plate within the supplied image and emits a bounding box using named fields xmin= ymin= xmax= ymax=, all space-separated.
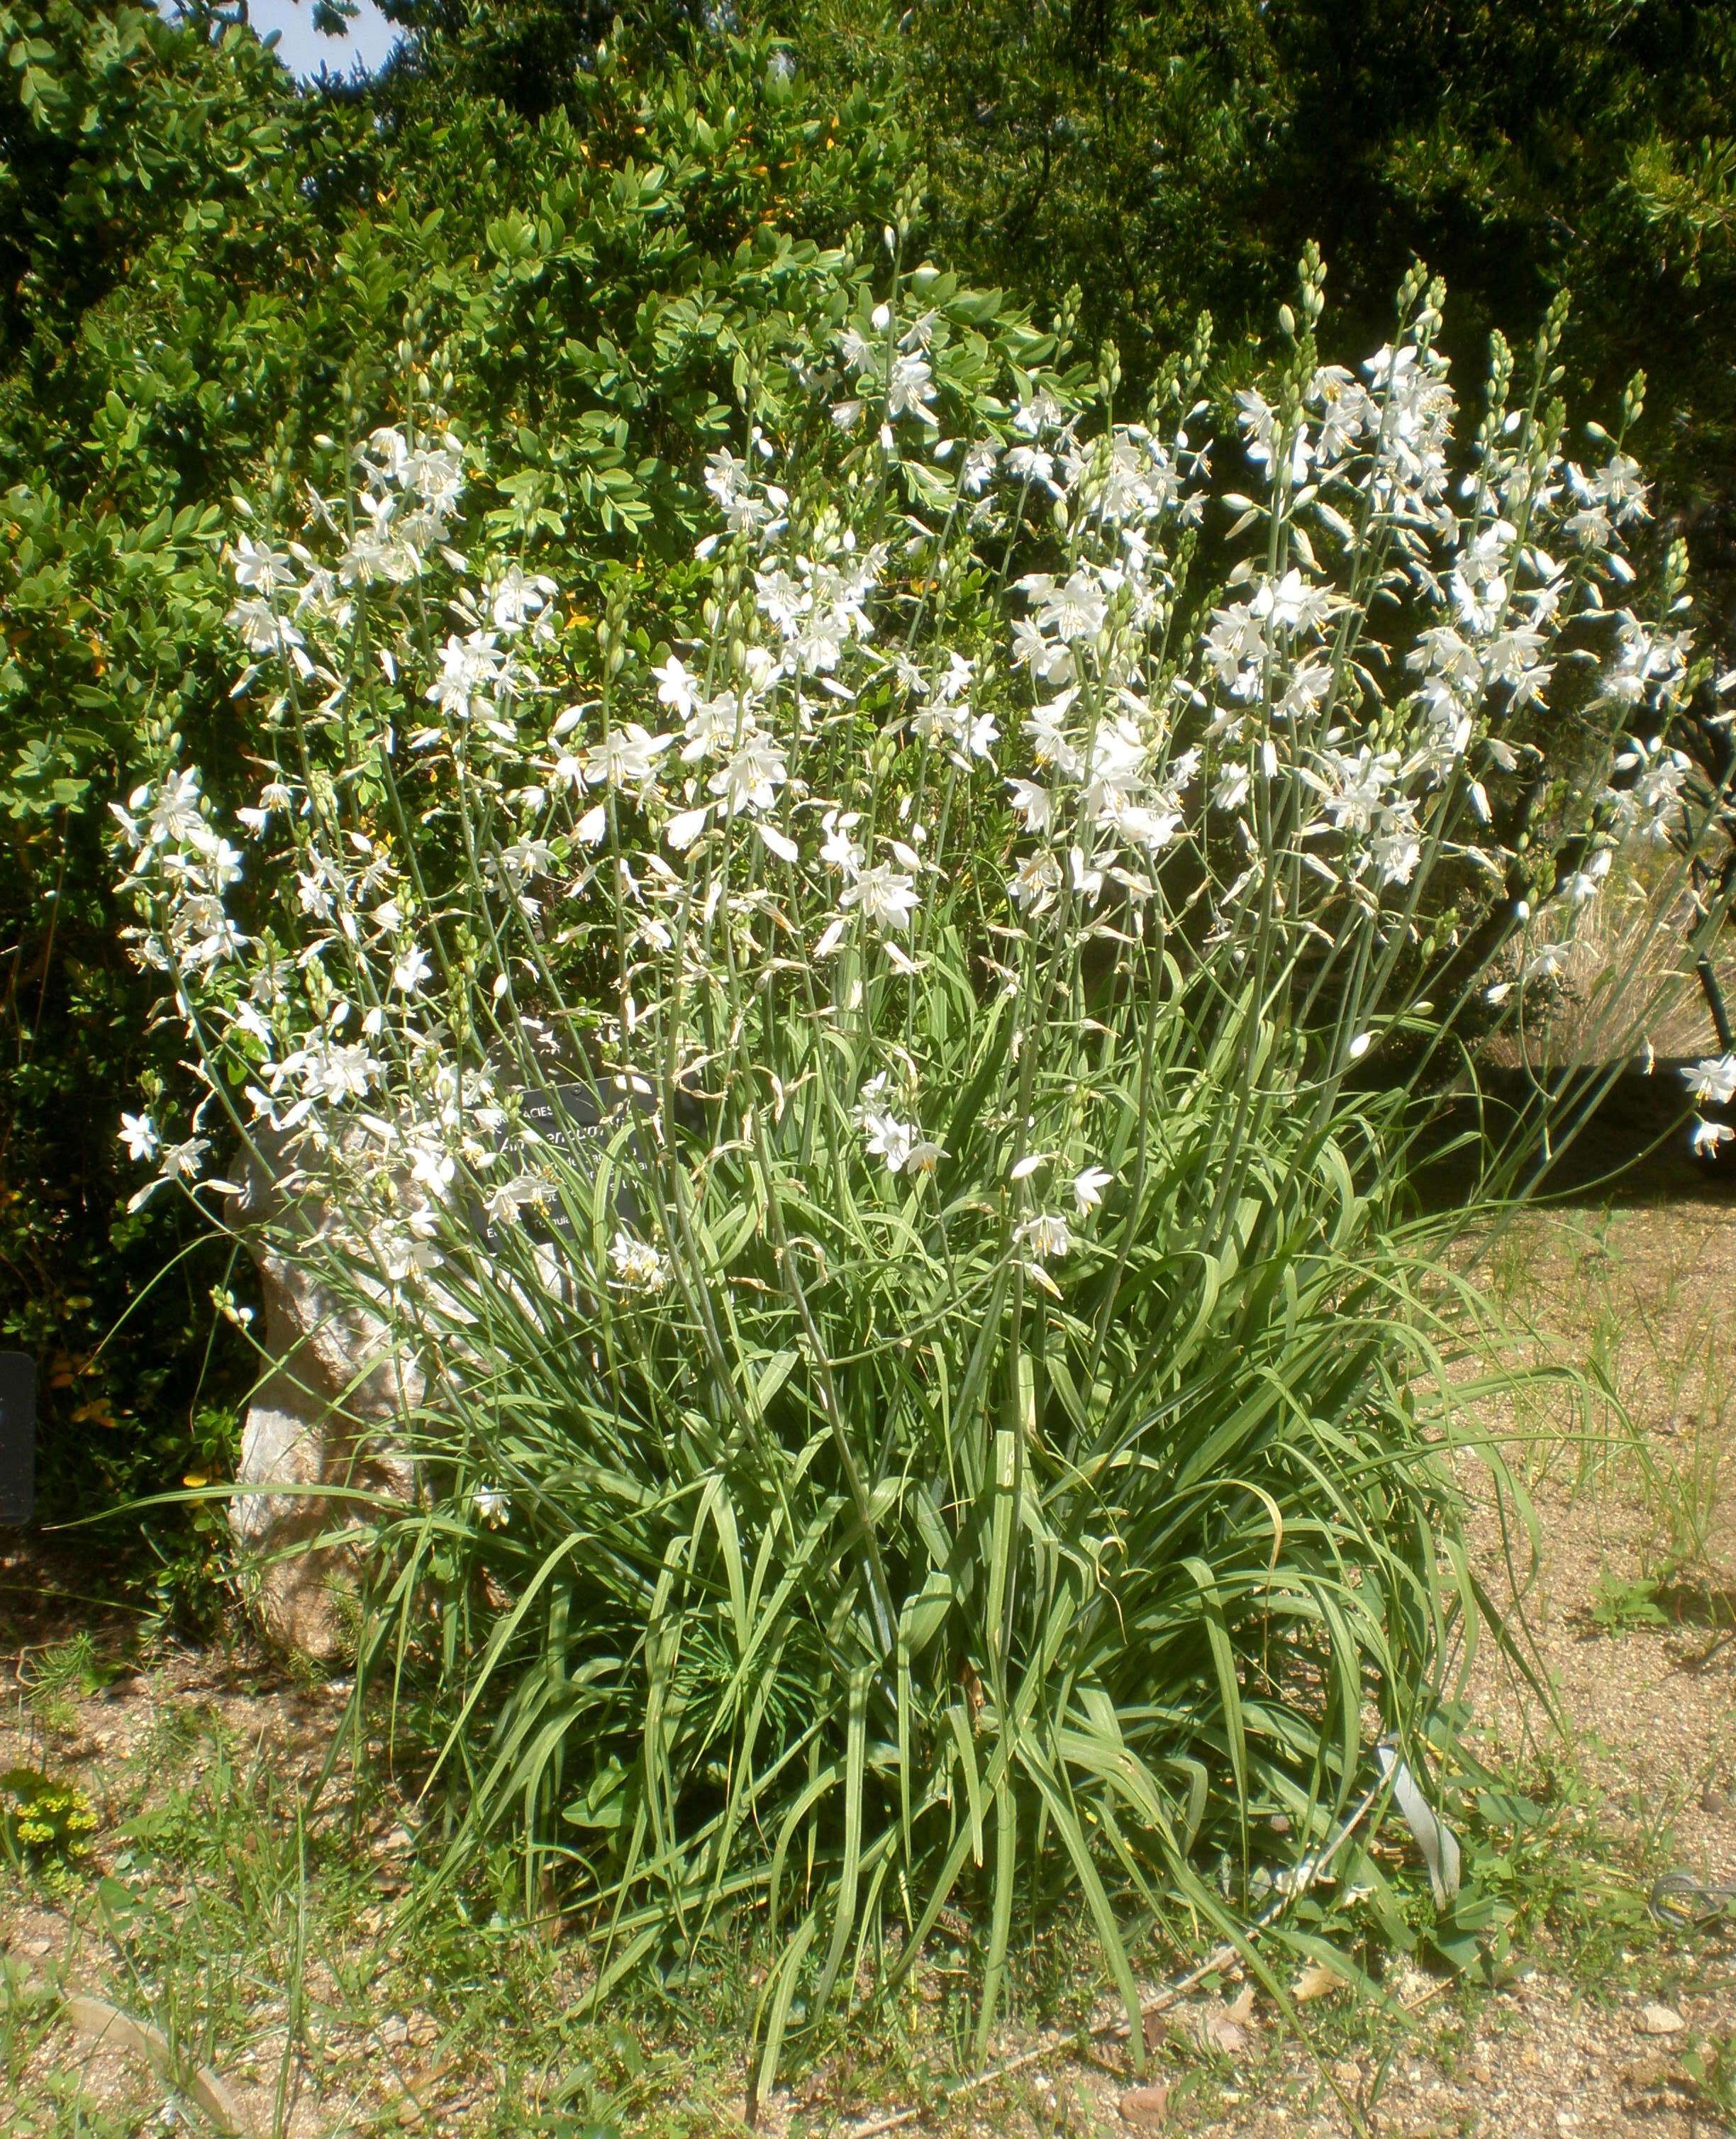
xmin=516 ymin=1082 xmax=620 ymax=1169
xmin=0 ymin=1352 xmax=35 ymax=1526
xmin=511 ymin=1081 xmax=640 ymax=1228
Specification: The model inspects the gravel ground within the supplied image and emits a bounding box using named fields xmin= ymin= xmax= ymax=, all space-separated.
xmin=4 ymin=1206 xmax=1735 ymax=2138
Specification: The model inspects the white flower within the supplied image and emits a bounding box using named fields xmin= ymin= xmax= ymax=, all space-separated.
xmin=1007 ymin=780 xmax=1055 ymax=835
xmin=704 ymin=445 xmax=751 ymax=507
xmin=490 ymin=565 xmax=558 ymax=634
xmin=484 ymin=1178 xmax=534 ymax=1227
xmin=1006 ymin=443 xmax=1059 ymax=495
xmin=1264 ymin=569 xmax=1334 ymax=634
xmin=1072 ymin=1165 xmax=1113 ymax=1215
xmin=962 ymin=440 xmax=1000 ymax=494
xmin=120 ymin=1112 xmax=159 ymax=1164
xmin=1013 ymin=385 xmax=1067 ymax=436
xmin=1211 ymin=762 xmax=1252 ymax=813
xmin=1067 ymin=845 xmax=1104 ymax=903
xmin=652 ymin=655 xmax=699 ymax=718
xmin=1371 ymin=823 xmax=1422 ymax=887
xmin=1015 ymin=1211 xmax=1072 ymax=1259
xmin=1010 ymin=848 xmax=1062 ymax=913
xmin=202 ymin=838 xmax=245 ymax=891
xmin=859 ymin=1111 xmax=917 ymax=1174
xmin=1235 ymin=388 xmax=1275 ymax=458
xmin=584 ymin=724 xmax=673 ymax=793
xmin=409 ymin=1140 xmax=457 ymax=1198
xmin=1593 ymin=451 xmax=1649 ymax=523
xmin=145 ymin=769 xmax=206 ymax=847
xmin=665 ymin=806 xmax=712 ymax=850
xmin=1025 ymin=697 xmax=1084 ymax=778
xmin=127 ymin=1135 xmax=211 ymax=1213
xmin=392 ymin=945 xmax=433 ymax=994
xmin=473 ymin=1487 xmax=510 ymax=1528
xmin=426 ymin=631 xmax=506 ymax=721
xmin=160 ymin=1135 xmax=209 ymax=1182
xmin=964 ymin=711 xmax=999 ymax=759
xmin=888 ymin=352 xmax=937 ymax=421
xmin=401 ymin=440 xmax=464 ymax=513
xmin=1118 ymin=804 xmax=1185 ymax=856
xmin=852 ymin=1075 xmax=922 ymax=1175
xmin=1563 ymin=501 xmax=1612 ymax=551
xmin=708 ymin=735 xmax=788 ymax=816
xmin=1559 ymin=849 xmax=1612 ymax=907
xmin=680 ymin=691 xmax=742 ymax=765
xmin=1307 ymin=367 xmax=1376 ymax=460
xmin=755 ymin=567 xmax=805 ymax=636
xmin=1682 ymin=1055 xmax=1736 ymax=1106
xmin=840 ymin=862 xmax=919 ymax=933
xmin=1011 ymin=616 xmax=1074 ymax=688
xmin=703 ymin=447 xmax=778 ymax=535
xmin=840 ymin=325 xmax=877 ymax=374
xmin=820 ymin=810 xmax=865 ymax=879
xmin=1020 ymin=569 xmax=1108 ymax=643
xmin=610 ymin=1229 xmax=670 ymax=1292
xmin=1692 ymin=1121 xmax=1735 ymax=1157
xmin=231 ymin=533 xmax=295 ymax=592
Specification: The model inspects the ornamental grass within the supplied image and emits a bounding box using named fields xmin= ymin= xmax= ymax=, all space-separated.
xmin=114 ymin=244 xmax=1724 ymax=2082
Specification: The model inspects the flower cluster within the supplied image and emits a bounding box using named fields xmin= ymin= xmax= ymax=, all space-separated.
xmin=111 ymin=263 xmax=1707 ymax=1287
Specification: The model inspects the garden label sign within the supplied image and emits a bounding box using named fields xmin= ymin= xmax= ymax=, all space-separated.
xmin=0 ymin=1351 xmax=35 ymax=1525
xmin=513 ymin=1082 xmax=640 ymax=1225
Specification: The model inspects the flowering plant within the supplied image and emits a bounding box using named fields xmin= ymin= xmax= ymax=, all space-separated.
xmin=114 ymin=247 xmax=1716 ymax=2072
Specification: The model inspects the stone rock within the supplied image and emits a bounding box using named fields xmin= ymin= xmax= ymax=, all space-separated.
xmin=1636 ymin=2003 xmax=1684 ymax=2036
xmin=230 ymin=1130 xmax=421 ymax=1657
xmin=1117 ymin=2082 xmax=1169 ymax=2127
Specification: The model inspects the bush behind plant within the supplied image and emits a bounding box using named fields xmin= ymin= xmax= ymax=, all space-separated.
xmin=0 ymin=0 xmax=1033 ymax=1549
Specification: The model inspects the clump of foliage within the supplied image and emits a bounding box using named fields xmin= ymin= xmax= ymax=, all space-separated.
xmin=111 ymin=215 xmax=1713 ymax=2072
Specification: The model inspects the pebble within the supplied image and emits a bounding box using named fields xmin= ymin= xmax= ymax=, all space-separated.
xmin=1116 ymin=2082 xmax=1169 ymax=2128
xmin=1637 ymin=2002 xmax=1685 ymax=2035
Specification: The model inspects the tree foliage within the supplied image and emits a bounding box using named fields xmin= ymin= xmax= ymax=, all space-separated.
xmin=892 ymin=0 xmax=1736 ymax=618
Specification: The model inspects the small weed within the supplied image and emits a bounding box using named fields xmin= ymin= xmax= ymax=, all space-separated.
xmin=1650 ymin=1400 xmax=1730 ymax=1575
xmin=1588 ymin=1566 xmax=1669 ymax=1633
xmin=19 ymin=1632 xmax=122 ymax=1736
xmin=1682 ymin=2029 xmax=1736 ymax=2117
